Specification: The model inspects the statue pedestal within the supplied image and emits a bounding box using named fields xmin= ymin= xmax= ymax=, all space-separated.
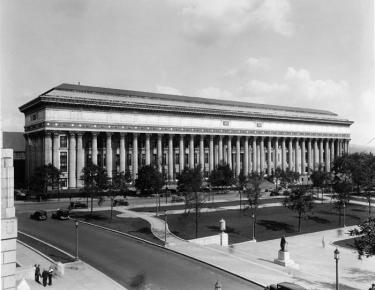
xmin=274 ymin=250 xmax=299 ymax=269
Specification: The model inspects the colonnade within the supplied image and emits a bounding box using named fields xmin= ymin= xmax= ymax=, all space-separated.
xmin=36 ymin=131 xmax=350 ymax=188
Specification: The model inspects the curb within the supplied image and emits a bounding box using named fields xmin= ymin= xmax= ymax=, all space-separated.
xmin=75 ymin=218 xmax=266 ymax=288
xmin=17 ymin=239 xmax=55 ymax=264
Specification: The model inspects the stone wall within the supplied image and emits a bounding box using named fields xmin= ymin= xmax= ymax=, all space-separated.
xmin=1 ymin=148 xmax=17 ymax=290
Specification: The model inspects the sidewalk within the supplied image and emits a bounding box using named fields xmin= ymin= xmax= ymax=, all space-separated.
xmin=16 ymin=242 xmax=126 ymax=290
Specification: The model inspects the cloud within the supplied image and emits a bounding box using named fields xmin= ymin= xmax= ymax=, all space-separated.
xmin=195 ymin=86 xmax=233 ymax=100
xmin=168 ymin=0 xmax=294 ymax=44
xmin=226 ymin=57 xmax=270 ymax=77
xmin=156 ymin=85 xmax=182 ymax=95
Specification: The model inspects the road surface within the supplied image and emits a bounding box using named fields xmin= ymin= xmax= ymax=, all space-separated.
xmin=17 ymin=211 xmax=263 ymax=290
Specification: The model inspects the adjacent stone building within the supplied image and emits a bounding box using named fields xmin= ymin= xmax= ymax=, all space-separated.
xmin=19 ymin=83 xmax=352 ymax=189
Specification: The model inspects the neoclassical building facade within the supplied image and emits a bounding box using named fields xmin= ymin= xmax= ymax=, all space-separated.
xmin=20 ymin=83 xmax=352 ymax=189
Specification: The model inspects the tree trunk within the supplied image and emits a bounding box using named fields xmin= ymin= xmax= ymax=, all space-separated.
xmin=338 ymin=207 xmax=342 ymax=226
xmin=91 ymin=194 xmax=94 ymax=216
xmin=298 ymin=211 xmax=302 ymax=232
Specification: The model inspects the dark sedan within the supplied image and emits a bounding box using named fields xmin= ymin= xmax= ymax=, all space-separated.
xmin=51 ymin=209 xmax=70 ymax=220
xmin=30 ymin=210 xmax=47 ymax=221
xmin=68 ymin=201 xmax=88 ymax=210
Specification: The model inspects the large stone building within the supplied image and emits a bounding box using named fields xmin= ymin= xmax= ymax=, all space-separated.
xmin=19 ymin=83 xmax=352 ymax=189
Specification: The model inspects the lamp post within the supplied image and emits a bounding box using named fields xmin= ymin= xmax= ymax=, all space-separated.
xmin=334 ymin=248 xmax=340 ymax=290
xmin=164 ymin=210 xmax=168 ymax=246
xmin=251 ymin=212 xmax=256 ymax=241
xmin=343 ymin=203 xmax=346 ymax=227
xmin=75 ymin=219 xmax=79 ymax=260
xmin=214 ymin=280 xmax=222 ymax=290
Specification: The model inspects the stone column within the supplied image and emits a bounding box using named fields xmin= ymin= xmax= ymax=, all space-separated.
xmin=260 ymin=137 xmax=264 ymax=173
xmin=209 ymin=135 xmax=214 ymax=173
xmin=179 ymin=134 xmax=185 ymax=172
xmin=200 ymin=135 xmax=205 ymax=170
xmin=244 ymin=136 xmax=249 ymax=176
xmin=76 ymin=133 xmax=84 ymax=187
xmin=157 ymin=134 xmax=162 ymax=172
xmin=214 ymin=141 xmax=219 ymax=168
xmin=307 ymin=138 xmax=314 ymax=172
xmin=53 ymin=132 xmax=60 ymax=169
xmin=319 ymin=139 xmax=324 ymax=169
xmin=68 ymin=132 xmax=77 ymax=188
xmin=267 ymin=137 xmax=272 ymax=175
xmin=301 ymin=138 xmax=306 ymax=175
xmin=252 ymin=137 xmax=257 ymax=173
xmin=217 ymin=135 xmax=223 ymax=164
xmin=168 ymin=134 xmax=174 ymax=180
xmin=120 ymin=133 xmax=126 ymax=173
xmin=44 ymin=132 xmax=52 ymax=165
xmin=325 ymin=139 xmax=330 ymax=172
xmin=106 ymin=132 xmax=113 ymax=179
xmin=294 ymin=138 xmax=299 ymax=173
xmin=288 ymin=138 xmax=293 ymax=171
xmin=92 ymin=132 xmax=98 ymax=165
xmin=314 ymin=139 xmax=319 ymax=170
xmin=189 ymin=135 xmax=195 ymax=169
xmin=281 ymin=138 xmax=286 ymax=171
xmin=144 ymin=133 xmax=151 ymax=165
xmin=274 ymin=137 xmax=279 ymax=170
xmin=132 ymin=133 xmax=138 ymax=180
xmin=330 ymin=139 xmax=335 ymax=163
xmin=227 ymin=136 xmax=232 ymax=169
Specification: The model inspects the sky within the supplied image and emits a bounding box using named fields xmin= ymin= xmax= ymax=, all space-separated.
xmin=1 ymin=0 xmax=374 ymax=145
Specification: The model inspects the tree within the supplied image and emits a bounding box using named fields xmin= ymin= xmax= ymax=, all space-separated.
xmin=349 ymin=218 xmax=375 ymax=258
xmin=310 ymin=166 xmax=329 ymax=200
xmin=29 ymin=164 xmax=61 ymax=200
xmin=273 ymin=167 xmax=284 ymax=191
xmin=245 ymin=172 xmax=264 ymax=236
xmin=177 ymin=165 xmax=203 ymax=238
xmin=135 ymin=165 xmax=164 ymax=196
xmin=279 ymin=168 xmax=300 ymax=190
xmin=283 ymin=185 xmax=314 ymax=232
xmin=209 ymin=164 xmax=234 ymax=189
xmin=332 ymin=179 xmax=352 ymax=226
xmin=81 ymin=162 xmax=108 ymax=215
xmin=109 ymin=171 xmax=130 ymax=219
xmin=238 ymin=170 xmax=248 ymax=211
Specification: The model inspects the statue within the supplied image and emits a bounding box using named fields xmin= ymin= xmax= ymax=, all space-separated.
xmin=280 ymin=235 xmax=288 ymax=252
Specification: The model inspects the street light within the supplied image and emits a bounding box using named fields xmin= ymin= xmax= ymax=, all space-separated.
xmin=251 ymin=212 xmax=256 ymax=241
xmin=75 ymin=219 xmax=79 ymax=260
xmin=164 ymin=210 xmax=168 ymax=246
xmin=214 ymin=280 xmax=222 ymax=290
xmin=334 ymin=248 xmax=340 ymax=290
xmin=343 ymin=203 xmax=346 ymax=227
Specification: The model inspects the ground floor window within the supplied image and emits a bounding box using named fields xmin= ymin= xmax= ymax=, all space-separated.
xmin=60 ymin=152 xmax=67 ymax=172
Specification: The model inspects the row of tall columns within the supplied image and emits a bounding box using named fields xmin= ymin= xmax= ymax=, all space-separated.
xmin=39 ymin=131 xmax=351 ymax=188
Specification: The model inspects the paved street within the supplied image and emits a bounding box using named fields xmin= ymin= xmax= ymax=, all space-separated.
xmin=17 ymin=211 xmax=262 ymax=290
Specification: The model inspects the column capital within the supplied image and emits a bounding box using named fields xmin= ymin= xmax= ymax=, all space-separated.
xmin=69 ymin=132 xmax=76 ymax=137
xmin=106 ymin=132 xmax=113 ymax=137
xmin=44 ymin=131 xmax=52 ymax=136
xmin=92 ymin=131 xmax=99 ymax=137
xmin=133 ymin=133 xmax=139 ymax=137
xmin=120 ymin=132 xmax=126 ymax=138
xmin=145 ymin=133 xmax=151 ymax=138
xmin=179 ymin=134 xmax=185 ymax=138
xmin=227 ymin=135 xmax=233 ymax=140
xmin=219 ymin=135 xmax=224 ymax=140
xmin=209 ymin=135 xmax=214 ymax=140
xmin=169 ymin=133 xmax=174 ymax=138
xmin=76 ymin=132 xmax=84 ymax=137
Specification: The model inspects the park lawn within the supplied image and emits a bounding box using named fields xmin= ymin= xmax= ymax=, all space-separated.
xmin=70 ymin=211 xmax=164 ymax=245
xmin=165 ymin=203 xmax=370 ymax=244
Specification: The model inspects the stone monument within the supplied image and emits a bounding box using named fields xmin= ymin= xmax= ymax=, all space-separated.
xmin=274 ymin=236 xmax=299 ymax=269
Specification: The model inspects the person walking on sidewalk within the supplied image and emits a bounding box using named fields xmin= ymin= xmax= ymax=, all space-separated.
xmin=35 ymin=264 xmax=41 ymax=283
xmin=42 ymin=269 xmax=48 ymax=287
xmin=48 ymin=265 xmax=54 ymax=286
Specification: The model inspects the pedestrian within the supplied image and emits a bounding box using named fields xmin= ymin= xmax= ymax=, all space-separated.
xmin=35 ymin=264 xmax=41 ymax=283
xmin=42 ymin=269 xmax=48 ymax=287
xmin=48 ymin=265 xmax=54 ymax=286
xmin=322 ymin=236 xmax=325 ymax=248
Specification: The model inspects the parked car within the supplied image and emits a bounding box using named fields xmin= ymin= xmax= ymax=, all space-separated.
xmin=68 ymin=201 xmax=88 ymax=210
xmin=112 ymin=196 xmax=129 ymax=207
xmin=265 ymin=282 xmax=307 ymax=290
xmin=14 ymin=189 xmax=28 ymax=200
xmin=30 ymin=210 xmax=47 ymax=221
xmin=51 ymin=209 xmax=70 ymax=220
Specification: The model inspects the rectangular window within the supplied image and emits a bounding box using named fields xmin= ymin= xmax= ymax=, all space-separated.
xmin=60 ymin=152 xmax=68 ymax=172
xmin=60 ymin=136 xmax=67 ymax=148
xmin=59 ymin=178 xmax=67 ymax=188
xmin=176 ymin=154 xmax=180 ymax=165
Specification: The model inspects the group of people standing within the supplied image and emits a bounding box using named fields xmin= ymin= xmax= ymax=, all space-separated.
xmin=34 ymin=264 xmax=54 ymax=287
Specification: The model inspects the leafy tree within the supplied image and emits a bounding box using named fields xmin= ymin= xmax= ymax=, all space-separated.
xmin=209 ymin=164 xmax=234 ymax=189
xmin=238 ymin=170 xmax=248 ymax=211
xmin=245 ymin=172 xmax=264 ymax=236
xmin=283 ymin=185 xmax=314 ymax=232
xmin=135 ymin=165 xmax=164 ymax=196
xmin=177 ymin=165 xmax=203 ymax=238
xmin=81 ymin=162 xmax=108 ymax=215
xmin=349 ymin=218 xmax=375 ymax=258
xmin=332 ymin=179 xmax=352 ymax=226
xmin=108 ymin=171 xmax=130 ymax=219
xmin=273 ymin=167 xmax=284 ymax=191
xmin=279 ymin=168 xmax=300 ymax=190
xmin=310 ymin=165 xmax=329 ymax=200
xmin=29 ymin=164 xmax=61 ymax=200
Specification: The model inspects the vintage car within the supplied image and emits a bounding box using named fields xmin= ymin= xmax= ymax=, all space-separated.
xmin=68 ymin=201 xmax=88 ymax=210
xmin=51 ymin=209 xmax=70 ymax=220
xmin=30 ymin=210 xmax=48 ymax=221
xmin=265 ymin=282 xmax=307 ymax=290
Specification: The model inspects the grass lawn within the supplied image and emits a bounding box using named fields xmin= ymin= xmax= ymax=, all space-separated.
xmin=333 ymin=238 xmax=356 ymax=250
xmin=165 ymin=203 xmax=370 ymax=244
xmin=70 ymin=211 xmax=164 ymax=245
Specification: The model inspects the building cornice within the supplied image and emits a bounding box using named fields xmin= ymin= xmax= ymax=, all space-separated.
xmin=24 ymin=121 xmax=351 ymax=139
